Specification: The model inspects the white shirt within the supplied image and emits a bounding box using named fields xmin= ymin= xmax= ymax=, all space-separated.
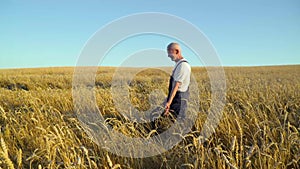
xmin=172 ymin=58 xmax=191 ymax=92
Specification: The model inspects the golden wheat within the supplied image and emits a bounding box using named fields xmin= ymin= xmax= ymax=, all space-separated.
xmin=0 ymin=65 xmax=299 ymax=168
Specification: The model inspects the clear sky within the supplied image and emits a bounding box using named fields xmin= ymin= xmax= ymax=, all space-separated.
xmin=0 ymin=0 xmax=299 ymax=68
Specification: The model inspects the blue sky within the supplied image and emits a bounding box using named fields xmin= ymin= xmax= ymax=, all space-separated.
xmin=0 ymin=0 xmax=299 ymax=68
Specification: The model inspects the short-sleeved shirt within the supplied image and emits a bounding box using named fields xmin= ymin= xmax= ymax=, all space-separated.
xmin=172 ymin=58 xmax=191 ymax=92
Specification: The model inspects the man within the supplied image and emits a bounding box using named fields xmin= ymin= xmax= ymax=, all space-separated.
xmin=149 ymin=42 xmax=191 ymax=131
xmin=163 ymin=42 xmax=191 ymax=119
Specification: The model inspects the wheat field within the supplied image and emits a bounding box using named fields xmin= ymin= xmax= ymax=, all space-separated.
xmin=0 ymin=65 xmax=299 ymax=169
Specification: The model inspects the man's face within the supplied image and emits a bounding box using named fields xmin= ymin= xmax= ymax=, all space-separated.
xmin=167 ymin=48 xmax=178 ymax=61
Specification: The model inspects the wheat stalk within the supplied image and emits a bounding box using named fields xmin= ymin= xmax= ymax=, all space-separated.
xmin=0 ymin=137 xmax=14 ymax=169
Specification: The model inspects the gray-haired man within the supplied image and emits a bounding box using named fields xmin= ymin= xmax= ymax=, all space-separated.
xmin=163 ymin=42 xmax=191 ymax=120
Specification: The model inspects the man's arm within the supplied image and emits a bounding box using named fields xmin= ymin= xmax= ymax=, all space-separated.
xmin=164 ymin=81 xmax=181 ymax=115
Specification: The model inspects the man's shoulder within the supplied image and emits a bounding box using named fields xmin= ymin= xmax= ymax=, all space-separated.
xmin=175 ymin=61 xmax=190 ymax=75
xmin=178 ymin=59 xmax=189 ymax=66
xmin=179 ymin=61 xmax=191 ymax=70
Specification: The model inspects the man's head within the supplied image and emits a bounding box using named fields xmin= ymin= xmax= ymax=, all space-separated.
xmin=167 ymin=42 xmax=183 ymax=62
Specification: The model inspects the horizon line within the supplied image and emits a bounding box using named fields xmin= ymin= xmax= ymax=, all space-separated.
xmin=0 ymin=63 xmax=299 ymax=70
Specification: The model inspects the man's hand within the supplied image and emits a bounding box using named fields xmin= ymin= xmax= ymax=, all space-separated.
xmin=164 ymin=101 xmax=171 ymax=116
xmin=163 ymin=81 xmax=180 ymax=116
